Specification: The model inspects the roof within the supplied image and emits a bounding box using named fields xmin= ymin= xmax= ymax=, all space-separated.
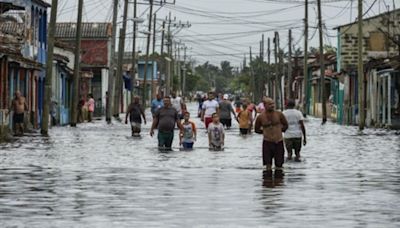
xmin=0 ymin=0 xmax=50 ymax=8
xmin=54 ymin=39 xmax=75 ymax=51
xmin=0 ymin=44 xmax=42 ymax=69
xmin=365 ymin=56 xmax=400 ymax=71
xmin=55 ymin=23 xmax=112 ymax=39
xmin=32 ymin=0 xmax=51 ymax=7
xmin=0 ymin=2 xmax=25 ymax=13
xmin=334 ymin=8 xmax=400 ymax=29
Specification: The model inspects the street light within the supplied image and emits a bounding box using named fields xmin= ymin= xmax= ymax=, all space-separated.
xmin=132 ymin=17 xmax=145 ymax=23
xmin=139 ymin=30 xmax=152 ymax=35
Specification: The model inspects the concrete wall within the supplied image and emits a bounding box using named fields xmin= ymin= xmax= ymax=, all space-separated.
xmin=338 ymin=10 xmax=400 ymax=71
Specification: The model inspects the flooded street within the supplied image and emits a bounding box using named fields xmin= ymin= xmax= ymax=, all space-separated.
xmin=1 ymin=103 xmax=400 ymax=227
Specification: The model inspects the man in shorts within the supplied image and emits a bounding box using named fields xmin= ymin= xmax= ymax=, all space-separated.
xmin=201 ymin=92 xmax=219 ymax=129
xmin=219 ymin=94 xmax=237 ymax=129
xmin=7 ymin=91 xmax=28 ymax=136
xmin=125 ymin=96 xmax=146 ymax=136
xmin=255 ymin=97 xmax=288 ymax=173
xmin=238 ymin=103 xmax=252 ymax=135
xmin=283 ymin=99 xmax=306 ymax=161
xmin=150 ymin=96 xmax=184 ymax=151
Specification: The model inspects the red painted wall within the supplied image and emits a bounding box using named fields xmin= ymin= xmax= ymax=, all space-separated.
xmin=81 ymin=40 xmax=108 ymax=66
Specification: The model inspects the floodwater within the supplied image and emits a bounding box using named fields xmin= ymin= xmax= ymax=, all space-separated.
xmin=1 ymin=103 xmax=400 ymax=228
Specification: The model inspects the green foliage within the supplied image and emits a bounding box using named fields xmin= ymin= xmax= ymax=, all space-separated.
xmin=309 ymin=45 xmax=337 ymax=55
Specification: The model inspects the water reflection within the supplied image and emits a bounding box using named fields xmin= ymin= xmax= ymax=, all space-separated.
xmin=262 ymin=170 xmax=284 ymax=189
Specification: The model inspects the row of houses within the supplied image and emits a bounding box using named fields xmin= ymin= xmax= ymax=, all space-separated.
xmin=290 ymin=8 xmax=400 ymax=129
xmin=0 ymin=0 xmax=159 ymax=137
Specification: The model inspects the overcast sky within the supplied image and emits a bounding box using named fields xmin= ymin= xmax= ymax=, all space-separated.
xmin=47 ymin=0 xmax=397 ymax=67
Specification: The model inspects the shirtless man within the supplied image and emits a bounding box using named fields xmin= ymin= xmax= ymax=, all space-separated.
xmin=7 ymin=91 xmax=28 ymax=136
xmin=254 ymin=97 xmax=288 ymax=172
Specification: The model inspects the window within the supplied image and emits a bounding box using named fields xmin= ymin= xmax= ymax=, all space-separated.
xmin=369 ymin=32 xmax=386 ymax=51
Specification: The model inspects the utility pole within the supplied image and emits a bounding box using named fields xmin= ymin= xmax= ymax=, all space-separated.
xmin=303 ymin=0 xmax=309 ymax=116
xmin=159 ymin=18 xmax=166 ymax=94
xmin=70 ymin=0 xmax=83 ymax=127
xmin=177 ymin=42 xmax=181 ymax=94
xmin=142 ymin=0 xmax=154 ymax=106
xmin=257 ymin=34 xmax=264 ymax=100
xmin=165 ymin=12 xmax=172 ymax=95
xmin=267 ymin=37 xmax=271 ymax=97
xmin=317 ymin=0 xmax=327 ymax=124
xmin=182 ymin=46 xmax=187 ymax=97
xmin=150 ymin=12 xmax=157 ymax=103
xmin=358 ymin=0 xmax=365 ymax=130
xmin=287 ymin=29 xmax=293 ymax=100
xmin=130 ymin=0 xmax=137 ymax=103
xmin=261 ymin=34 xmax=264 ymax=60
xmin=113 ymin=0 xmax=129 ymax=117
xmin=161 ymin=18 xmax=166 ymax=55
xmin=173 ymin=41 xmax=177 ymax=90
xmin=41 ymin=0 xmax=58 ymax=135
xmin=279 ymin=37 xmax=284 ymax=110
xmin=250 ymin=46 xmax=255 ymax=102
xmin=274 ymin=32 xmax=278 ymax=105
xmin=106 ymin=0 xmax=118 ymax=124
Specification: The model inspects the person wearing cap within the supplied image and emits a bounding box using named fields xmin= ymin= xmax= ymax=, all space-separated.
xmin=219 ymin=94 xmax=237 ymax=130
xmin=283 ymin=99 xmax=306 ymax=161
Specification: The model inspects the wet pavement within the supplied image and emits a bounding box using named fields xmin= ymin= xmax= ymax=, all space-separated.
xmin=1 ymin=103 xmax=400 ymax=227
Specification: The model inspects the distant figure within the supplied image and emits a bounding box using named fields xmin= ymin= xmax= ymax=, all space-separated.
xmin=7 ymin=91 xmax=27 ymax=136
xmin=201 ymin=92 xmax=219 ymax=129
xmin=150 ymin=96 xmax=184 ymax=151
xmin=50 ymin=98 xmax=58 ymax=126
xmin=197 ymin=94 xmax=205 ymax=118
xmin=238 ymin=103 xmax=252 ymax=135
xmin=208 ymin=113 xmax=225 ymax=150
xmin=283 ymin=99 xmax=307 ymax=161
xmin=151 ymin=94 xmax=164 ymax=118
xmin=87 ymin=94 xmax=95 ymax=122
xmin=234 ymin=96 xmax=242 ymax=114
xmin=171 ymin=92 xmax=184 ymax=119
xmin=125 ymin=96 xmax=147 ymax=137
xmin=246 ymin=99 xmax=257 ymax=133
xmin=255 ymin=97 xmax=288 ymax=173
xmin=78 ymin=96 xmax=85 ymax=123
xmin=105 ymin=91 xmax=111 ymax=123
xmin=256 ymin=96 xmax=267 ymax=113
xmin=219 ymin=94 xmax=237 ymax=130
xmin=179 ymin=112 xmax=197 ymax=150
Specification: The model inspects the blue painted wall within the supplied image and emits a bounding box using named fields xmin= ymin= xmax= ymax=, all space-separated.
xmin=137 ymin=61 xmax=158 ymax=80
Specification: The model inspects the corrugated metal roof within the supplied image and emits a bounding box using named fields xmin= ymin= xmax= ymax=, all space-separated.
xmin=55 ymin=23 xmax=112 ymax=39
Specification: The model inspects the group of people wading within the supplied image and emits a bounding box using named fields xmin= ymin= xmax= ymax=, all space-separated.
xmin=125 ymin=91 xmax=307 ymax=174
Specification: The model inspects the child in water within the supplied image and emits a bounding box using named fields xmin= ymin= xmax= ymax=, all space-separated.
xmin=179 ymin=112 xmax=197 ymax=150
xmin=238 ymin=103 xmax=252 ymax=135
xmin=207 ymin=113 xmax=225 ymax=150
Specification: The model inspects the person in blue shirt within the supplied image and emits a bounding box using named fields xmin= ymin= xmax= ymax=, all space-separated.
xmin=151 ymin=94 xmax=164 ymax=117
